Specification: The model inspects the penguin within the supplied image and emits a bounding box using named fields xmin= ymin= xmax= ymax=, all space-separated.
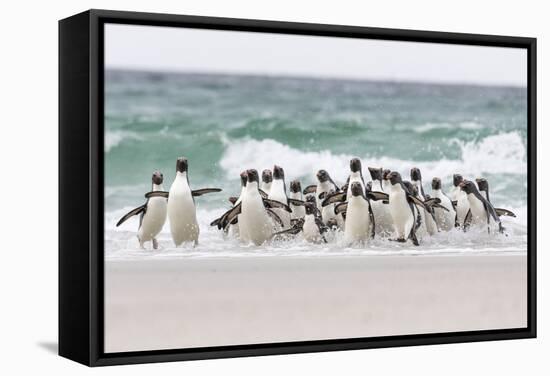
xmin=459 ymin=180 xmax=504 ymax=234
xmin=410 ymin=167 xmax=437 ymax=236
xmin=226 ymin=171 xmax=249 ymax=239
xmin=322 ymin=158 xmax=364 ymax=206
xmin=342 ymin=182 xmax=374 ymax=245
xmin=368 ymin=166 xmax=394 ymax=236
xmin=289 ymin=180 xmax=306 ymax=220
xmin=450 ymin=174 xmax=471 ymax=228
xmin=268 ymin=165 xmax=292 ymax=229
xmin=387 ymin=171 xmax=430 ymax=246
xmin=430 ymin=177 xmax=456 ymax=231
xmin=273 ymin=196 xmax=328 ymax=243
xmin=314 ymin=169 xmax=342 ymax=227
xmin=116 ymin=171 xmax=167 ymax=249
xmin=475 ymin=178 xmax=517 ymax=218
xmin=147 ymin=157 xmax=222 ymax=246
xmin=261 ymin=169 xmax=273 ymax=195
xmin=213 ymin=169 xmax=292 ymax=245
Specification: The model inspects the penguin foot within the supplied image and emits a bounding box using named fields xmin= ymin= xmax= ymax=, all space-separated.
xmin=152 ymin=238 xmax=159 ymax=250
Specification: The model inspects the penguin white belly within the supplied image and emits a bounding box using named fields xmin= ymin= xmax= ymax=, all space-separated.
xmin=370 ymin=201 xmax=393 ymax=237
xmin=432 ymin=191 xmax=456 ymax=231
xmin=260 ymin=182 xmax=271 ymax=195
xmin=168 ymin=185 xmax=199 ymax=246
xmin=389 ymin=189 xmax=414 ymax=239
xmin=467 ymin=194 xmax=490 ymax=227
xmin=343 ymin=197 xmax=370 ymax=245
xmin=414 ymin=205 xmax=428 ymax=238
xmin=303 ymin=215 xmax=322 ymax=243
xmin=240 ymin=195 xmax=272 ymax=245
xmin=289 ymin=192 xmax=305 ymax=219
xmin=268 ymin=181 xmax=291 ymax=229
xmin=423 ymin=207 xmax=437 ymax=235
xmin=450 ymin=187 xmax=460 ymax=202
xmin=455 ymin=191 xmax=470 ymax=226
xmin=138 ymin=197 xmax=167 ymax=244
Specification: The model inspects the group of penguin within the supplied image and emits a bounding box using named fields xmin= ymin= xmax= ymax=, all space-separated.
xmin=117 ymin=156 xmax=517 ymax=249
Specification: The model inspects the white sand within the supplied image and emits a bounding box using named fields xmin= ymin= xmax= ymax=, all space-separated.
xmin=104 ymin=254 xmax=527 ymax=353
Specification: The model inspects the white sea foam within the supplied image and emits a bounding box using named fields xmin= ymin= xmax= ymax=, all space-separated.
xmin=105 ymin=130 xmax=143 ymax=152
xmin=105 ymin=204 xmax=527 ymax=260
xmin=219 ymin=131 xmax=527 ymax=184
xmin=413 ymin=121 xmax=484 ymax=133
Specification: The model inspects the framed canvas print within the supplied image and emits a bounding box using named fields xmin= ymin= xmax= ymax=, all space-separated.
xmin=59 ymin=9 xmax=536 ymax=366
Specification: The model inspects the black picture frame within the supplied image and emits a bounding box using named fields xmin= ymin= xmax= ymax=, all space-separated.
xmin=59 ymin=9 xmax=537 ymax=367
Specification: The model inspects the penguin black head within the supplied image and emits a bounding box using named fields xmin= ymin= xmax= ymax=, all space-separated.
xmin=350 ymin=158 xmax=362 ymax=173
xmin=476 ymin=178 xmax=489 ymax=193
xmin=382 ymin=169 xmax=391 ymax=181
xmin=317 ymin=169 xmax=330 ymax=183
xmin=453 ymin=174 xmax=464 ymax=187
xmin=388 ymin=171 xmax=402 ymax=185
xmin=246 ymin=169 xmax=259 ymax=183
xmin=152 ymin=171 xmax=163 ymax=185
xmin=273 ymin=165 xmax=284 ymax=180
xmin=240 ymin=171 xmax=248 ymax=187
xmin=350 ymin=182 xmax=363 ymax=197
xmin=290 ymin=180 xmax=301 ymax=193
xmin=459 ymin=180 xmax=478 ymax=195
xmin=365 ymin=181 xmax=373 ymax=192
xmin=432 ymin=177 xmax=442 ymax=190
xmin=262 ymin=169 xmax=272 ymax=184
xmin=176 ymin=157 xmax=188 ymax=173
xmin=368 ymin=167 xmax=383 ymax=181
xmin=410 ymin=167 xmax=422 ymax=182
xmin=305 ymin=201 xmax=317 ymax=215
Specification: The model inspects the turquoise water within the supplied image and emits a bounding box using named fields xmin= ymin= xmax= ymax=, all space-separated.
xmin=104 ymin=69 xmax=527 ymax=257
xmin=105 ymin=69 xmax=527 ymax=208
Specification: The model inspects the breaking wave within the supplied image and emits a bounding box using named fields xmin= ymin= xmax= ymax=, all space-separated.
xmin=220 ymin=131 xmax=526 ymax=184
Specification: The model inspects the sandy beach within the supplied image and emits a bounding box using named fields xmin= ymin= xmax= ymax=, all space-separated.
xmin=104 ymin=254 xmax=526 ymax=353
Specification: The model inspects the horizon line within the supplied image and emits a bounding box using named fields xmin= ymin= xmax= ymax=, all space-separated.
xmin=105 ymin=66 xmax=527 ymax=90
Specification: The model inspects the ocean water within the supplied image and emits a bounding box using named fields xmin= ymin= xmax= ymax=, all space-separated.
xmin=104 ymin=69 xmax=528 ymax=259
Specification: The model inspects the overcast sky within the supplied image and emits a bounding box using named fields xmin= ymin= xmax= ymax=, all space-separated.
xmin=105 ymin=23 xmax=527 ymax=87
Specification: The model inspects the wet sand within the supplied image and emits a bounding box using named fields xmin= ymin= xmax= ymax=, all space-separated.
xmin=104 ymin=254 xmax=527 ymax=353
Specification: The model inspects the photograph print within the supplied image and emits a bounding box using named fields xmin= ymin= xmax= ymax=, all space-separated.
xmin=104 ymin=23 xmax=528 ymax=353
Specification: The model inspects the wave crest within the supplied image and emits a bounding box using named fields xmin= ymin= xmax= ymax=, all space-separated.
xmin=219 ymin=132 xmax=526 ymax=184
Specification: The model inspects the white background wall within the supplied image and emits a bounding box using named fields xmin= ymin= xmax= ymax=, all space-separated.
xmin=0 ymin=0 xmax=547 ymax=374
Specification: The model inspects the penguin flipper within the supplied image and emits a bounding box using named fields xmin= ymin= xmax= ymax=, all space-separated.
xmin=228 ymin=196 xmax=239 ymax=205
xmin=263 ymin=198 xmax=292 ymax=212
xmin=288 ymin=198 xmax=305 ymax=206
xmin=321 ymin=192 xmax=346 ymax=207
xmin=408 ymin=195 xmax=428 ymax=212
xmin=368 ymin=204 xmax=376 ymax=239
xmin=266 ymin=208 xmax=285 ymax=227
xmin=116 ymin=204 xmax=146 ymax=227
xmin=144 ymin=191 xmax=169 ymax=199
xmin=367 ymin=191 xmax=389 ymax=201
xmin=334 ymin=202 xmax=348 ymax=215
xmin=192 ymin=188 xmax=222 ymax=197
xmin=463 ymin=209 xmax=473 ymax=231
xmin=303 ymin=185 xmax=317 ymax=194
xmin=218 ymin=203 xmax=242 ymax=230
xmin=258 ymin=189 xmax=268 ymax=199
xmin=495 ymin=208 xmax=517 ymax=218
